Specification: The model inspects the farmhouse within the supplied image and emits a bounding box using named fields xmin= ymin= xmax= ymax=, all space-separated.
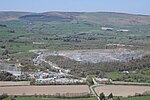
xmin=33 ymin=42 xmax=45 ymax=44
xmin=101 ymin=27 xmax=113 ymax=31
xmin=122 ymin=71 xmax=129 ymax=74
xmin=106 ymin=43 xmax=126 ymax=47
xmin=117 ymin=29 xmax=129 ymax=32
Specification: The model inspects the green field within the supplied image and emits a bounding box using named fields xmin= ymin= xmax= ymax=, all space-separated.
xmin=121 ymin=96 xmax=150 ymax=100
xmin=106 ymin=72 xmax=122 ymax=80
xmin=1 ymin=14 xmax=150 ymax=54
xmin=4 ymin=96 xmax=150 ymax=100
xmin=106 ymin=68 xmax=150 ymax=83
xmin=5 ymin=97 xmax=97 ymax=100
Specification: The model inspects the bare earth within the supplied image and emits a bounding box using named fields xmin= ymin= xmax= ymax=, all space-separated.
xmin=0 ymin=85 xmax=90 ymax=96
xmin=94 ymin=85 xmax=150 ymax=97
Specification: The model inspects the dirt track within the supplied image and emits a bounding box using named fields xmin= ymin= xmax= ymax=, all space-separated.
xmin=94 ymin=85 xmax=150 ymax=97
xmin=0 ymin=85 xmax=90 ymax=96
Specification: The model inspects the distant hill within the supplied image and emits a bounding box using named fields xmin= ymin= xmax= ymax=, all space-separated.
xmin=19 ymin=14 xmax=73 ymax=22
xmin=76 ymin=12 xmax=150 ymax=25
xmin=0 ymin=11 xmax=32 ymax=21
xmin=0 ymin=11 xmax=150 ymax=25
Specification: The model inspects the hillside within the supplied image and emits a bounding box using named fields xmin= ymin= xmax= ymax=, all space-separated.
xmin=0 ymin=11 xmax=32 ymax=21
xmin=0 ymin=11 xmax=150 ymax=25
xmin=76 ymin=12 xmax=150 ymax=25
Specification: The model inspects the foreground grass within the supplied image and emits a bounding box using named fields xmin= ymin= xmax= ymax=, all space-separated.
xmin=121 ymin=96 xmax=150 ymax=100
xmin=4 ymin=96 xmax=150 ymax=100
xmin=5 ymin=97 xmax=97 ymax=100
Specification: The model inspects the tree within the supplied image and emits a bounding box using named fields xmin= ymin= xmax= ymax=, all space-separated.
xmin=116 ymin=97 xmax=120 ymax=100
xmin=10 ymin=96 xmax=16 ymax=100
xmin=0 ymin=71 xmax=15 ymax=81
xmin=0 ymin=93 xmax=8 ymax=100
xmin=1 ymin=49 xmax=10 ymax=59
xmin=99 ymin=92 xmax=105 ymax=100
xmin=108 ymin=93 xmax=113 ymax=100
xmin=86 ymin=75 xmax=94 ymax=86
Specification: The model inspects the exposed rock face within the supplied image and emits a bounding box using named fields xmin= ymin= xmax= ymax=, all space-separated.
xmin=58 ymin=50 xmax=144 ymax=63
xmin=32 ymin=49 xmax=145 ymax=63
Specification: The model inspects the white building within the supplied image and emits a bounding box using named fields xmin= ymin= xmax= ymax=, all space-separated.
xmin=101 ymin=27 xmax=113 ymax=31
xmin=122 ymin=71 xmax=129 ymax=74
xmin=117 ymin=29 xmax=129 ymax=32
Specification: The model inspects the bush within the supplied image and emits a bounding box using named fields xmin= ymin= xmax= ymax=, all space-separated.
xmin=142 ymin=91 xmax=150 ymax=96
xmin=0 ymin=93 xmax=8 ymax=100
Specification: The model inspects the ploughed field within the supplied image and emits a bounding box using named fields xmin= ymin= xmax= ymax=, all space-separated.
xmin=0 ymin=85 xmax=90 ymax=96
xmin=94 ymin=85 xmax=150 ymax=97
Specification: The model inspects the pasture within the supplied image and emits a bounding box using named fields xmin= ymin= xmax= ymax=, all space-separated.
xmin=121 ymin=96 xmax=150 ymax=100
xmin=4 ymin=97 xmax=97 ymax=100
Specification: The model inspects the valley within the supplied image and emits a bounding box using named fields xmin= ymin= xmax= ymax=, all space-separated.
xmin=0 ymin=11 xmax=150 ymax=99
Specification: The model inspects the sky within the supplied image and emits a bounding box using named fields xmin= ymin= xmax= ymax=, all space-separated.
xmin=0 ymin=0 xmax=149 ymax=15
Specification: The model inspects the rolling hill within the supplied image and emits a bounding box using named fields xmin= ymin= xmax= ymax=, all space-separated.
xmin=0 ymin=11 xmax=32 ymax=21
xmin=0 ymin=11 xmax=150 ymax=25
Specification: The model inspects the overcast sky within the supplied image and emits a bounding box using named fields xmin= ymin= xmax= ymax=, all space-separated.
xmin=0 ymin=0 xmax=149 ymax=15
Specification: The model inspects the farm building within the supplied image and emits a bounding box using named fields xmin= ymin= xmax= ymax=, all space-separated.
xmin=101 ymin=27 xmax=113 ymax=31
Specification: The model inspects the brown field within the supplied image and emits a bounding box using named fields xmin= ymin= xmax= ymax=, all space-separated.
xmin=94 ymin=85 xmax=150 ymax=97
xmin=0 ymin=85 xmax=90 ymax=96
xmin=0 ymin=81 xmax=30 ymax=86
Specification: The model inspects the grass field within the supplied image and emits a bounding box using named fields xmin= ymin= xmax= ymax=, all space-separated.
xmin=106 ymin=68 xmax=150 ymax=83
xmin=106 ymin=72 xmax=122 ymax=80
xmin=4 ymin=97 xmax=97 ymax=100
xmin=4 ymin=96 xmax=150 ymax=100
xmin=121 ymin=96 xmax=150 ymax=100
